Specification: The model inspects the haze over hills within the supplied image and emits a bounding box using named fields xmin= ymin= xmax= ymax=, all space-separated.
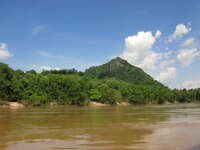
xmin=85 ymin=57 xmax=165 ymax=87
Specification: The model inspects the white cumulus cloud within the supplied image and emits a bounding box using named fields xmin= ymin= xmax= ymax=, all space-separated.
xmin=156 ymin=67 xmax=177 ymax=83
xmin=169 ymin=24 xmax=191 ymax=42
xmin=177 ymin=48 xmax=200 ymax=66
xmin=0 ymin=43 xmax=12 ymax=59
xmin=120 ymin=31 xmax=162 ymax=71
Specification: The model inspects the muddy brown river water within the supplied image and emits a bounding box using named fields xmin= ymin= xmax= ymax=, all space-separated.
xmin=0 ymin=104 xmax=200 ymax=150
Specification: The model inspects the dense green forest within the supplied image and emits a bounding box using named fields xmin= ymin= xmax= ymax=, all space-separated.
xmin=0 ymin=58 xmax=200 ymax=106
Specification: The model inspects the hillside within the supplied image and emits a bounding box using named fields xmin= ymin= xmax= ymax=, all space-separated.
xmin=0 ymin=60 xmax=199 ymax=105
xmin=85 ymin=57 xmax=164 ymax=87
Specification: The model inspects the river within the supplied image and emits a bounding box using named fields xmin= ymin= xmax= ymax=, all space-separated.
xmin=0 ymin=104 xmax=200 ymax=150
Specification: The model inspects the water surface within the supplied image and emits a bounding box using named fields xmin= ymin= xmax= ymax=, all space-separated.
xmin=0 ymin=104 xmax=200 ymax=150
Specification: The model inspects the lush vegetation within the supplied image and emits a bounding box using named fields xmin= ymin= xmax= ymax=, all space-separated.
xmin=0 ymin=58 xmax=200 ymax=106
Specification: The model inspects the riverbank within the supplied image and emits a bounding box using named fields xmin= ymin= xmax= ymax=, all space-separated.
xmin=0 ymin=100 xmax=199 ymax=109
xmin=89 ymin=101 xmax=130 ymax=106
xmin=0 ymin=101 xmax=131 ymax=109
xmin=0 ymin=101 xmax=24 ymax=109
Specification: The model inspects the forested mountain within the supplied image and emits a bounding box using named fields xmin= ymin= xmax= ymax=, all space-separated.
xmin=0 ymin=58 xmax=200 ymax=106
xmin=85 ymin=57 xmax=164 ymax=86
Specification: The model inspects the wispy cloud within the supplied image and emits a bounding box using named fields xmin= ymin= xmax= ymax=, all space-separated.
xmin=38 ymin=50 xmax=52 ymax=57
xmin=32 ymin=65 xmax=61 ymax=72
xmin=180 ymin=37 xmax=197 ymax=47
xmin=177 ymin=48 xmax=200 ymax=66
xmin=32 ymin=25 xmax=45 ymax=35
xmin=176 ymin=80 xmax=200 ymax=89
xmin=37 ymin=50 xmax=67 ymax=61
xmin=168 ymin=24 xmax=191 ymax=42
xmin=156 ymin=67 xmax=177 ymax=83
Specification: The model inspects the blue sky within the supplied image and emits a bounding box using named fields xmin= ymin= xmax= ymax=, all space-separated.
xmin=0 ymin=0 xmax=200 ymax=89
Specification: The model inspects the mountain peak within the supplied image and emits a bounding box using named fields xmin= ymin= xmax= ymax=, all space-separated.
xmin=110 ymin=57 xmax=128 ymax=63
xmin=111 ymin=57 xmax=124 ymax=61
xmin=85 ymin=57 xmax=164 ymax=86
xmin=108 ymin=57 xmax=133 ymax=68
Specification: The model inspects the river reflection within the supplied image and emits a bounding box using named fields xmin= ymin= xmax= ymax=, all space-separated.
xmin=0 ymin=104 xmax=200 ymax=150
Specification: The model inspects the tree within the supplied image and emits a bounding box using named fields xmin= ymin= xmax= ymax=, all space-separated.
xmin=0 ymin=63 xmax=14 ymax=100
xmin=89 ymin=89 xmax=102 ymax=101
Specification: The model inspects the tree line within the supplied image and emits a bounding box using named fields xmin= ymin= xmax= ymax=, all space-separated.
xmin=0 ymin=63 xmax=200 ymax=106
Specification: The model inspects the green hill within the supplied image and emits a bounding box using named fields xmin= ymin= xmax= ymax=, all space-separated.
xmin=1 ymin=59 xmax=199 ymax=105
xmin=85 ymin=57 xmax=163 ymax=87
